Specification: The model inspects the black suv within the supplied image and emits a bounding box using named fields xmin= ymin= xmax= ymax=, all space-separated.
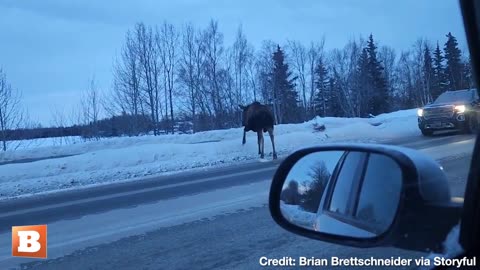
xmin=417 ymin=89 xmax=480 ymax=136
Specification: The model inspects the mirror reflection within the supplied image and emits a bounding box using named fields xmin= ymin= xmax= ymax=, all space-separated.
xmin=280 ymin=150 xmax=402 ymax=239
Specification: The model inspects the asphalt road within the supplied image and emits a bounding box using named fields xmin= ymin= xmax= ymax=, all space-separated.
xmin=1 ymin=133 xmax=476 ymax=270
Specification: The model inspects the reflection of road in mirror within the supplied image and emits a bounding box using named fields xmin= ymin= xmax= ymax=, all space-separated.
xmin=280 ymin=151 xmax=345 ymax=230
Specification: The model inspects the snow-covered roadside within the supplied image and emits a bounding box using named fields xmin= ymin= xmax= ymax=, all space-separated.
xmin=0 ymin=109 xmax=421 ymax=199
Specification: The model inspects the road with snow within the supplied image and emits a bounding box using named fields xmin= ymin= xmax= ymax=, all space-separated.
xmin=1 ymin=133 xmax=475 ymax=270
xmin=0 ymin=109 xmax=423 ymax=200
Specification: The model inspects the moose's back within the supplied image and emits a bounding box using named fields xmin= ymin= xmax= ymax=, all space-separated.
xmin=244 ymin=102 xmax=275 ymax=132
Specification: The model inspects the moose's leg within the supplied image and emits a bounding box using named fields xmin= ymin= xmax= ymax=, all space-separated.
xmin=242 ymin=129 xmax=246 ymax=145
xmin=257 ymin=131 xmax=265 ymax=158
xmin=268 ymin=128 xmax=278 ymax=160
xmin=257 ymin=131 xmax=260 ymax=154
xmin=261 ymin=133 xmax=265 ymax=158
xmin=257 ymin=131 xmax=261 ymax=156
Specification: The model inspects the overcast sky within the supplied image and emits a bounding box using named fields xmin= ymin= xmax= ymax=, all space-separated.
xmin=0 ymin=0 xmax=467 ymax=126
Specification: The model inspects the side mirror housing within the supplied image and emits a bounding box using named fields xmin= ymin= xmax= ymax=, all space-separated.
xmin=269 ymin=143 xmax=462 ymax=253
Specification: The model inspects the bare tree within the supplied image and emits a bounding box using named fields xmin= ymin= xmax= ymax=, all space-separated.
xmin=0 ymin=69 xmax=25 ymax=151
xmin=395 ymin=51 xmax=414 ymax=109
xmin=287 ymin=40 xmax=308 ymax=120
xmin=112 ymin=29 xmax=142 ymax=117
xmin=379 ymin=46 xmax=397 ymax=95
xmin=109 ymin=29 xmax=146 ymax=136
xmin=136 ymin=23 xmax=162 ymax=135
xmin=80 ymin=77 xmax=102 ymax=140
xmin=225 ymin=47 xmax=237 ymax=115
xmin=232 ymin=25 xmax=254 ymax=107
xmin=245 ymin=56 xmax=258 ymax=102
xmin=50 ymin=105 xmax=74 ymax=146
xmin=255 ymin=40 xmax=276 ymax=119
xmin=328 ymin=37 xmax=366 ymax=117
xmin=157 ymin=22 xmax=179 ymax=134
xmin=307 ymin=39 xmax=325 ymax=115
xmin=413 ymin=38 xmax=433 ymax=106
xmin=178 ymin=23 xmax=201 ymax=133
xmin=201 ymin=20 xmax=226 ymax=128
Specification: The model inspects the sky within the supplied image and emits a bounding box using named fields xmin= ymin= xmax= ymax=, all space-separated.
xmin=0 ymin=0 xmax=468 ymax=126
xmin=286 ymin=150 xmax=344 ymax=192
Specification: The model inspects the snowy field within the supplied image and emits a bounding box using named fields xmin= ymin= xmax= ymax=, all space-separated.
xmin=0 ymin=109 xmax=421 ymax=199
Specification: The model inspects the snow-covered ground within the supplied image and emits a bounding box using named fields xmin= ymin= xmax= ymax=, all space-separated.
xmin=0 ymin=109 xmax=421 ymax=199
xmin=4 ymin=136 xmax=84 ymax=150
xmin=281 ymin=202 xmax=378 ymax=238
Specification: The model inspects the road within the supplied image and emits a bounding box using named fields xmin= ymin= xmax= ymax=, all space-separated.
xmin=0 ymin=133 xmax=475 ymax=270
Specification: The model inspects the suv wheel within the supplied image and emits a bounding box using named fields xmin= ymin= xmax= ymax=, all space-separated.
xmin=421 ymin=129 xmax=434 ymax=136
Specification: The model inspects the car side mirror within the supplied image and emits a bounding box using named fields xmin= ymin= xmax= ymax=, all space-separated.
xmin=269 ymin=144 xmax=463 ymax=253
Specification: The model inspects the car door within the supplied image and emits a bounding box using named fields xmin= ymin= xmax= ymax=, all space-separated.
xmin=316 ymin=152 xmax=402 ymax=236
xmin=459 ymin=0 xmax=480 ymax=257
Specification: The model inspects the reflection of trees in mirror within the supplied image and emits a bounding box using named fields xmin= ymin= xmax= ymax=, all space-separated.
xmin=281 ymin=180 xmax=301 ymax=205
xmin=300 ymin=161 xmax=331 ymax=213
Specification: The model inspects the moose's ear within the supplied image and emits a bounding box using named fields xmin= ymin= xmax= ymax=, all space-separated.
xmin=238 ymin=105 xmax=246 ymax=110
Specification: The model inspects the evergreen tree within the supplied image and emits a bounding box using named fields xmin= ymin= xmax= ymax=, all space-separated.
xmin=356 ymin=47 xmax=371 ymax=116
xmin=432 ymin=42 xmax=447 ymax=99
xmin=329 ymin=69 xmax=346 ymax=117
xmin=444 ymin=32 xmax=463 ymax=90
xmin=272 ymin=45 xmax=299 ymax=123
xmin=366 ymin=34 xmax=389 ymax=115
xmin=328 ymin=77 xmax=344 ymax=117
xmin=313 ymin=57 xmax=329 ymax=117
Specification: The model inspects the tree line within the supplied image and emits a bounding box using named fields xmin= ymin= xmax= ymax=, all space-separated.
xmin=281 ymin=161 xmax=331 ymax=213
xmin=0 ymin=19 xmax=474 ymax=150
xmin=107 ymin=20 xmax=472 ymax=133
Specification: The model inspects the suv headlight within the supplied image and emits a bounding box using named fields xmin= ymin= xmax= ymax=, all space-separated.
xmin=455 ymin=105 xmax=466 ymax=113
xmin=417 ymin=109 xmax=424 ymax=117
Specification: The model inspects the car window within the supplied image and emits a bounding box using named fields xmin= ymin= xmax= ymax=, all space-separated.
xmin=328 ymin=152 xmax=366 ymax=215
xmin=435 ymin=91 xmax=473 ymax=103
xmin=355 ymin=153 xmax=402 ymax=229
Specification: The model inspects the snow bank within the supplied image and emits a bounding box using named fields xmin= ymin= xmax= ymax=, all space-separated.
xmin=280 ymin=202 xmax=377 ymax=238
xmin=281 ymin=202 xmax=316 ymax=229
xmin=0 ymin=109 xmax=421 ymax=199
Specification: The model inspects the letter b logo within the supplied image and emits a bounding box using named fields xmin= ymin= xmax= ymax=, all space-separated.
xmin=12 ymin=225 xmax=47 ymax=258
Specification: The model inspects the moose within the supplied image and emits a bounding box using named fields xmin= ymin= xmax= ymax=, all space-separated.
xmin=239 ymin=102 xmax=278 ymax=160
